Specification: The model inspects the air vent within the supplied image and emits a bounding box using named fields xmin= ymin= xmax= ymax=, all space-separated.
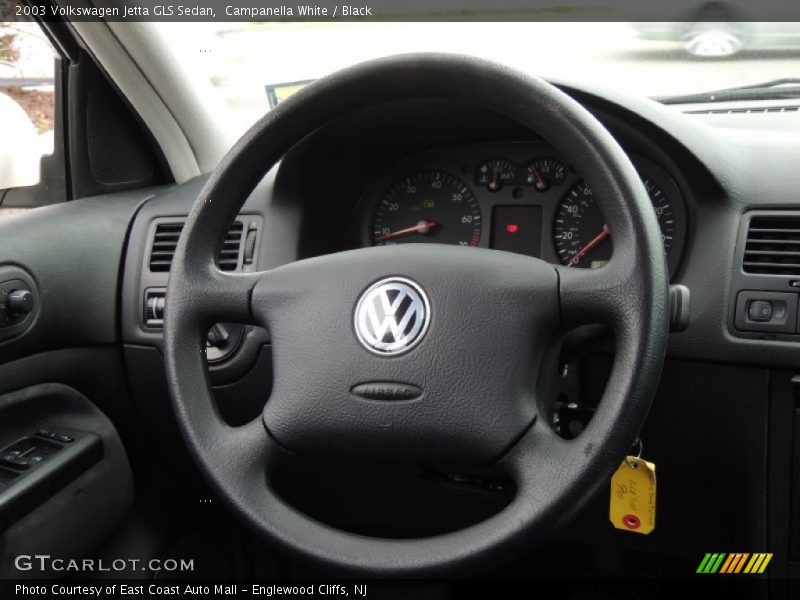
xmin=743 ymin=215 xmax=800 ymax=276
xmin=218 ymin=221 xmax=243 ymax=271
xmin=148 ymin=220 xmax=244 ymax=272
xmin=149 ymin=222 xmax=184 ymax=272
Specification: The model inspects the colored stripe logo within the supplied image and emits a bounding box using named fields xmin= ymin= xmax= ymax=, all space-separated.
xmin=696 ymin=553 xmax=773 ymax=574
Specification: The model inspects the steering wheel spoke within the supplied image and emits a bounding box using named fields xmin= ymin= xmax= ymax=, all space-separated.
xmin=556 ymin=262 xmax=638 ymax=328
xmin=206 ymin=418 xmax=285 ymax=479
xmin=178 ymin=267 xmax=264 ymax=326
xmin=500 ymin=419 xmax=565 ymax=479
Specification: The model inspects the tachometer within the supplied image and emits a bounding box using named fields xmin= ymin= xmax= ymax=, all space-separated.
xmin=553 ymin=178 xmax=675 ymax=268
xmin=372 ymin=171 xmax=482 ymax=247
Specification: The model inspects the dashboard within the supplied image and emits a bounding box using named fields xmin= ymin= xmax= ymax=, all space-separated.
xmin=358 ymin=141 xmax=687 ymax=277
xmin=105 ymin=89 xmax=800 ymax=374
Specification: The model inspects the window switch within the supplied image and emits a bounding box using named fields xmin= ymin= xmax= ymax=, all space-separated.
xmin=748 ymin=300 xmax=773 ymax=322
xmin=0 ymin=453 xmax=30 ymax=470
xmin=35 ymin=428 xmax=73 ymax=444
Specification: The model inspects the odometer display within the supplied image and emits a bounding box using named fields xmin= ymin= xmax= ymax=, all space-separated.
xmin=553 ymin=178 xmax=676 ymax=268
xmin=372 ymin=171 xmax=482 ymax=247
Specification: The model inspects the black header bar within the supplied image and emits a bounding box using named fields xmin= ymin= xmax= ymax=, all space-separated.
xmin=3 ymin=0 xmax=800 ymax=23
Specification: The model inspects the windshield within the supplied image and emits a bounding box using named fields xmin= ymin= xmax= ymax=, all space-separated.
xmin=160 ymin=21 xmax=800 ymax=129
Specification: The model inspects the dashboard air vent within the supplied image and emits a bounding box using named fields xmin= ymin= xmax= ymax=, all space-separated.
xmin=743 ymin=215 xmax=800 ymax=276
xmin=217 ymin=221 xmax=244 ymax=271
xmin=149 ymin=222 xmax=184 ymax=272
xmin=149 ymin=220 xmax=244 ymax=272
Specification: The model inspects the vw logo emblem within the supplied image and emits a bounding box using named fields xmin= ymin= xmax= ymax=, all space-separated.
xmin=354 ymin=277 xmax=430 ymax=356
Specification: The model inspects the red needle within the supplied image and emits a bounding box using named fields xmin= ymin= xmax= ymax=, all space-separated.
xmin=376 ymin=220 xmax=439 ymax=241
xmin=489 ymin=168 xmax=499 ymax=191
xmin=567 ymin=225 xmax=610 ymax=266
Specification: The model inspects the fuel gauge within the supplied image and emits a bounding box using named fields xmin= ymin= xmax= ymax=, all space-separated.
xmin=527 ymin=158 xmax=566 ymax=191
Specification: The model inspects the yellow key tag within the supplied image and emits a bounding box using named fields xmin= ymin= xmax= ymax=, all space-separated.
xmin=609 ymin=456 xmax=656 ymax=535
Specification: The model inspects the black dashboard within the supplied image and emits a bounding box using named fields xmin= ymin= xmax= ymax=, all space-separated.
xmin=49 ymin=76 xmax=792 ymax=385
xmin=115 ymin=90 xmax=800 ymax=371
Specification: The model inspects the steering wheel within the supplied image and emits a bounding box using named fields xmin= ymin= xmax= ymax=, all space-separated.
xmin=164 ymin=54 xmax=668 ymax=576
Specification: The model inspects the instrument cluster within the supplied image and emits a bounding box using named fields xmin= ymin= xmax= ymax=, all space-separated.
xmin=361 ymin=142 xmax=687 ymax=277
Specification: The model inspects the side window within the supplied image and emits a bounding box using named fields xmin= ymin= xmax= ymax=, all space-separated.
xmin=0 ymin=15 xmax=61 ymax=215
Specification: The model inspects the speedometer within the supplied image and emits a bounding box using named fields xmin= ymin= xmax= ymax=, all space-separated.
xmin=372 ymin=170 xmax=482 ymax=247
xmin=553 ymin=178 xmax=676 ymax=268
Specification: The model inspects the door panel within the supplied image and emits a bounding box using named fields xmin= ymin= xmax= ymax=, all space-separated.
xmin=0 ymin=188 xmax=160 ymax=571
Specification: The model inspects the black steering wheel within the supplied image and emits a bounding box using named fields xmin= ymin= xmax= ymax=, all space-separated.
xmin=164 ymin=54 xmax=668 ymax=576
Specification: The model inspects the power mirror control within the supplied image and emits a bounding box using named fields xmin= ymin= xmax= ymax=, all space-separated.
xmin=0 ymin=280 xmax=35 ymax=329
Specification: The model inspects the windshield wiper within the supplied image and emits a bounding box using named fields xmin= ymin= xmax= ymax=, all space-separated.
xmin=659 ymin=79 xmax=800 ymax=105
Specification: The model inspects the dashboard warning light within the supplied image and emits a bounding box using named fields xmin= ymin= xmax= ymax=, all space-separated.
xmin=506 ymin=224 xmax=519 ymax=234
